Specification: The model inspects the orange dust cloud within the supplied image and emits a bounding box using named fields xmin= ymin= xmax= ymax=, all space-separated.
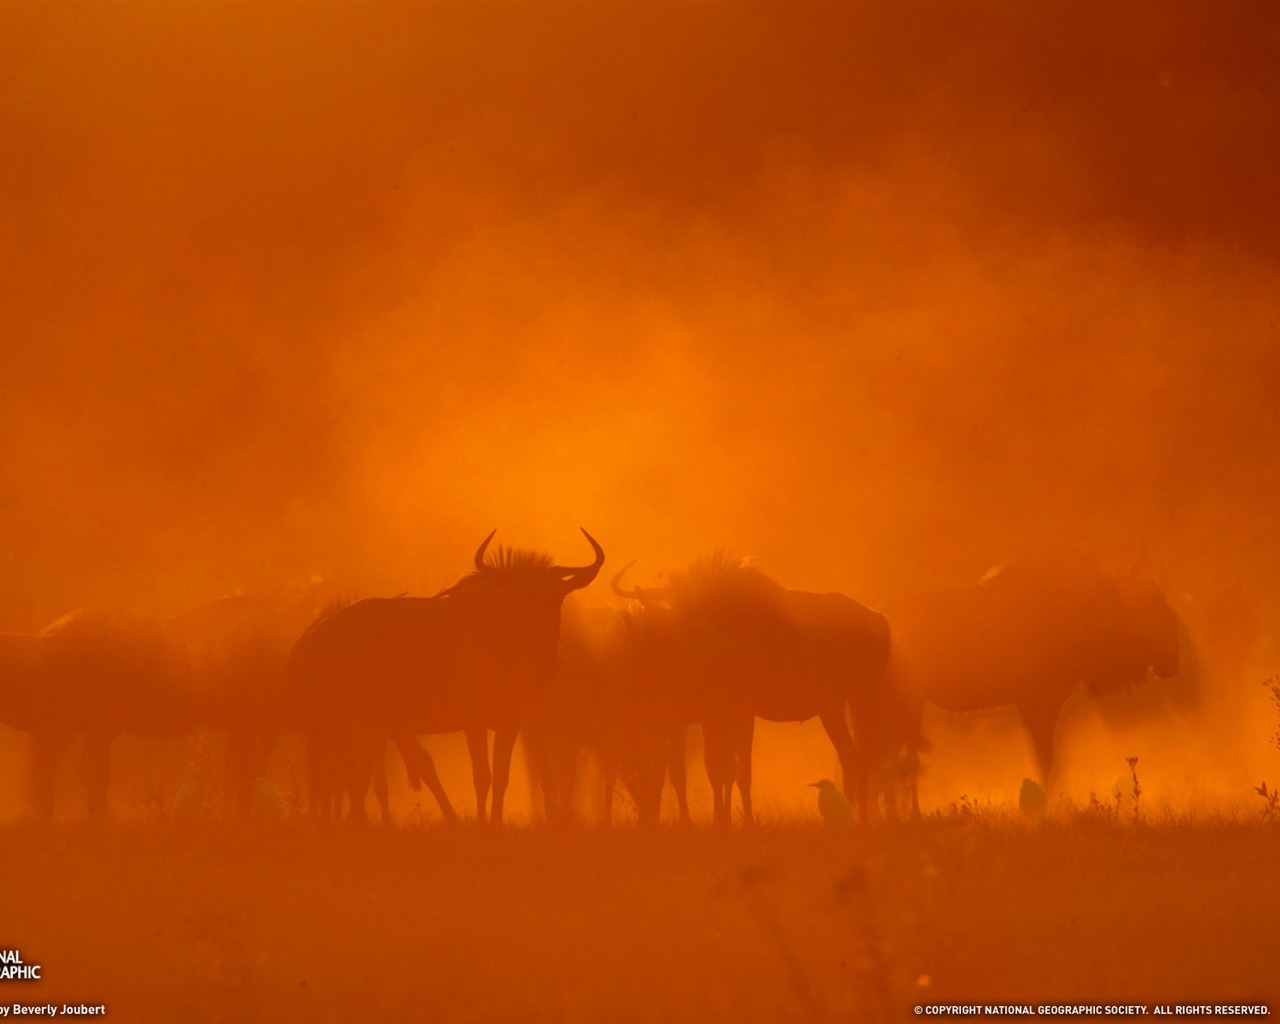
xmin=0 ymin=1 xmax=1276 ymax=814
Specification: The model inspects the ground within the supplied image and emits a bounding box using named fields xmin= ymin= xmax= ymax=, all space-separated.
xmin=0 ymin=819 xmax=1275 ymax=1023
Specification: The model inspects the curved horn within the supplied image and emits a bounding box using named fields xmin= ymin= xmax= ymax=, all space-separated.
xmin=557 ymin=528 xmax=605 ymax=589
xmin=473 ymin=529 xmax=497 ymax=572
xmin=611 ymin=561 xmax=644 ymax=601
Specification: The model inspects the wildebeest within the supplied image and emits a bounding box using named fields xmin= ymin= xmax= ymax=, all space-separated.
xmin=285 ymin=529 xmax=605 ymax=824
xmin=210 ymin=579 xmax=347 ymax=818
xmin=884 ymin=552 xmax=1181 ymax=815
xmin=0 ymin=589 xmax=283 ymax=817
xmin=0 ymin=632 xmax=62 ymax=809
xmin=523 ymin=591 xmax=691 ymax=827
xmin=215 ymin=583 xmax=461 ymax=825
xmin=615 ymin=554 xmax=891 ymax=826
xmin=0 ymin=633 xmax=54 ymax=734
xmin=12 ymin=610 xmax=205 ymax=816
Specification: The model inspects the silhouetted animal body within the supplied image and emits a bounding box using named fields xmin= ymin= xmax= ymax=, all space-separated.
xmin=0 ymin=634 xmax=53 ymax=732
xmin=211 ymin=580 xmax=351 ymax=818
xmin=0 ymin=634 xmax=64 ymax=812
xmin=0 ymin=589 xmax=281 ymax=817
xmin=28 ymin=610 xmax=205 ymax=816
xmin=215 ymin=585 xmax=454 ymax=825
xmin=164 ymin=589 xmax=288 ymax=656
xmin=285 ymin=530 xmax=604 ymax=824
xmin=618 ymin=555 xmax=891 ymax=827
xmin=524 ymin=597 xmax=690 ymax=827
xmin=885 ymin=554 xmax=1181 ymax=815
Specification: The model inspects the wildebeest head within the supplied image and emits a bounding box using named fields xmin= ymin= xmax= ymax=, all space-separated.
xmin=469 ymin=527 xmax=605 ymax=594
xmin=610 ymin=561 xmax=667 ymax=607
xmin=611 ymin=552 xmax=770 ymax=616
xmin=287 ymin=530 xmax=606 ymax=740
xmin=610 ymin=552 xmax=805 ymax=715
xmin=978 ymin=552 xmax=1181 ymax=698
xmin=1082 ymin=573 xmax=1181 ymax=695
xmin=448 ymin=529 xmax=606 ymax=657
xmin=1126 ymin=576 xmax=1181 ymax=680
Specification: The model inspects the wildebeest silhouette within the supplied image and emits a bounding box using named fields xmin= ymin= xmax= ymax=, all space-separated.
xmin=884 ymin=552 xmax=1181 ymax=815
xmin=285 ymin=530 xmax=605 ymax=824
xmin=523 ymin=592 xmax=690 ymax=827
xmin=616 ymin=554 xmax=891 ymax=826
xmin=0 ymin=633 xmax=62 ymax=802
xmin=218 ymin=585 xmax=461 ymax=825
xmin=18 ymin=611 xmax=202 ymax=815
xmin=0 ymin=589 xmax=283 ymax=817
xmin=210 ymin=579 xmax=351 ymax=818
xmin=0 ymin=633 xmax=53 ymax=733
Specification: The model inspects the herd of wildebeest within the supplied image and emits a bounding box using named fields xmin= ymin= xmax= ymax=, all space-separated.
xmin=0 ymin=530 xmax=1183 ymax=826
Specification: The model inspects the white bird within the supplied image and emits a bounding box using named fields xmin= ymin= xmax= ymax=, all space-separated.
xmin=1019 ymin=777 xmax=1048 ymax=822
xmin=251 ymin=777 xmax=286 ymax=823
xmin=808 ymin=778 xmax=854 ymax=830
xmin=174 ymin=771 xmax=206 ymax=820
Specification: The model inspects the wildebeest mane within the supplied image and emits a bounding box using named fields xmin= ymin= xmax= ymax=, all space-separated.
xmin=678 ymin=548 xmax=752 ymax=577
xmin=665 ymin=551 xmax=787 ymax=618
xmin=289 ymin=593 xmax=365 ymax=651
xmin=436 ymin=547 xmax=557 ymax=597
xmin=32 ymin=606 xmax=205 ymax=738
xmin=477 ymin=546 xmax=556 ymax=571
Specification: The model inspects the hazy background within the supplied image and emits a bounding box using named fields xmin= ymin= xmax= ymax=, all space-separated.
xmin=1 ymin=1 xmax=1277 ymax=815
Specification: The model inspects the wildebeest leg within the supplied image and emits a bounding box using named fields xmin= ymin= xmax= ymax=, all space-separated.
xmin=489 ymin=727 xmax=518 ymax=825
xmin=225 ymin=727 xmax=280 ymax=819
xmin=1016 ymin=699 xmax=1060 ymax=788
xmin=465 ymin=726 xmax=491 ymax=824
xmin=529 ymin=741 xmax=566 ymax=825
xmin=348 ymin=731 xmax=392 ymax=825
xmin=602 ymin=767 xmax=617 ymax=827
xmin=875 ymin=744 xmax=918 ymax=823
xmin=526 ymin=727 xmax=574 ymax=825
xmin=702 ymin=719 xmax=735 ymax=828
xmin=904 ymin=744 xmax=925 ymax=820
xmin=390 ymin=735 xmax=459 ymax=824
xmin=305 ymin=734 xmax=336 ymax=822
xmin=30 ymin=730 xmax=74 ymax=818
xmin=80 ymin=730 xmax=114 ymax=818
xmin=250 ymin=731 xmax=281 ymax=809
xmin=552 ymin=746 xmax=582 ymax=824
xmin=522 ymin=730 xmax=551 ymax=821
xmin=336 ymin=739 xmax=375 ymax=824
xmin=819 ymin=707 xmax=864 ymax=823
xmin=345 ymin=782 xmax=368 ymax=824
xmin=666 ymin=726 xmax=691 ymax=825
xmin=371 ymin=744 xmax=392 ymax=825
xmin=224 ymin=731 xmax=247 ymax=818
xmin=735 ymin=716 xmax=755 ymax=828
xmin=898 ymin=699 xmax=928 ymax=821
xmin=631 ymin=759 xmax=665 ymax=827
xmin=224 ymin=728 xmax=260 ymax=818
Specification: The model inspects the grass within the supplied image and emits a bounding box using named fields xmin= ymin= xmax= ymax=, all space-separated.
xmin=1 ymin=817 xmax=1276 ymax=1023
xmin=1260 ymin=673 xmax=1280 ymax=823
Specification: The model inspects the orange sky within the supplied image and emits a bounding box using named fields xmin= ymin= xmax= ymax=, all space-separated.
xmin=1 ymin=0 xmax=1277 ymax=631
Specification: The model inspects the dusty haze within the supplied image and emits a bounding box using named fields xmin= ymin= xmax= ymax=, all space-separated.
xmin=1 ymin=1 xmax=1277 ymax=816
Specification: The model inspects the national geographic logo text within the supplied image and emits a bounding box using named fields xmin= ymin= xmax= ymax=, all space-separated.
xmin=0 ymin=953 xmax=39 ymax=982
